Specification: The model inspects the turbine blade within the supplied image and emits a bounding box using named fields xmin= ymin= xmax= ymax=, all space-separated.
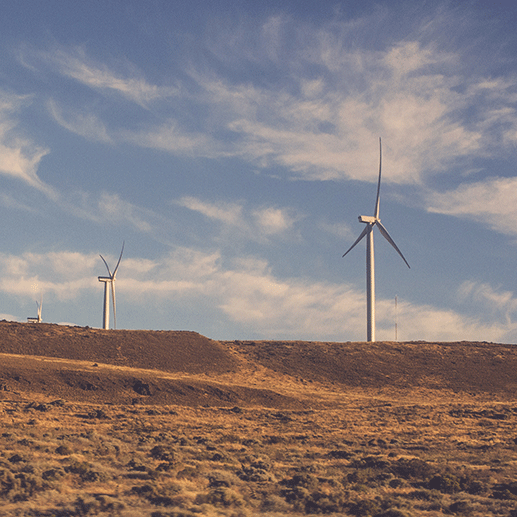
xmin=111 ymin=281 xmax=117 ymax=330
xmin=374 ymin=137 xmax=382 ymax=219
xmin=100 ymin=254 xmax=112 ymax=276
xmin=112 ymin=241 xmax=125 ymax=278
xmin=342 ymin=225 xmax=370 ymax=258
xmin=376 ymin=221 xmax=410 ymax=268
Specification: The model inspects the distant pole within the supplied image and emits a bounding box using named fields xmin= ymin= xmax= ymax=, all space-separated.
xmin=395 ymin=295 xmax=398 ymax=342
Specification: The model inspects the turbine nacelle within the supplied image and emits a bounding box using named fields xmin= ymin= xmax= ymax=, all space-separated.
xmin=359 ymin=215 xmax=378 ymax=224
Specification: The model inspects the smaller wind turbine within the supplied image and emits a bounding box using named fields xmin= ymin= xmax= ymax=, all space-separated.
xmin=98 ymin=242 xmax=124 ymax=330
xmin=27 ymin=294 xmax=43 ymax=323
xmin=342 ymin=138 xmax=410 ymax=342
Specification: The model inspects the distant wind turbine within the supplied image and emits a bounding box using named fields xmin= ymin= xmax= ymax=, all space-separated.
xmin=98 ymin=242 xmax=124 ymax=330
xmin=342 ymin=138 xmax=410 ymax=342
xmin=27 ymin=294 xmax=43 ymax=323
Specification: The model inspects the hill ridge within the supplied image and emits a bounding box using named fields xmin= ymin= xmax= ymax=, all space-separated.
xmin=0 ymin=321 xmax=516 ymax=405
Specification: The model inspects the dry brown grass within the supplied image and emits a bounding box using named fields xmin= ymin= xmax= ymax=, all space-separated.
xmin=0 ymin=322 xmax=516 ymax=516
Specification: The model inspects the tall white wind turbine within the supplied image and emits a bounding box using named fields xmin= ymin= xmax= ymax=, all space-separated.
xmin=342 ymin=139 xmax=410 ymax=342
xmin=27 ymin=294 xmax=43 ymax=323
xmin=98 ymin=242 xmax=124 ymax=330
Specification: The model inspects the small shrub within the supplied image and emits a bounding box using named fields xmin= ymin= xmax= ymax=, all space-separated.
xmin=150 ymin=445 xmax=176 ymax=462
xmin=151 ymin=511 xmax=196 ymax=517
xmin=329 ymin=448 xmax=352 ymax=459
xmin=0 ymin=469 xmax=17 ymax=498
xmin=348 ymin=498 xmax=382 ymax=516
xmin=56 ymin=444 xmax=73 ymax=455
xmin=391 ymin=458 xmax=434 ymax=480
xmin=87 ymin=408 xmax=109 ymax=419
xmin=42 ymin=468 xmax=65 ymax=481
xmin=176 ymin=466 xmax=198 ymax=479
xmin=449 ymin=500 xmax=474 ymax=515
xmin=351 ymin=456 xmax=390 ymax=470
xmin=207 ymin=471 xmax=239 ymax=488
xmin=305 ymin=489 xmax=347 ymax=513
xmin=281 ymin=486 xmax=310 ymax=505
xmin=427 ymin=474 xmax=461 ymax=494
xmin=375 ymin=509 xmax=411 ymax=517
xmin=238 ymin=458 xmax=275 ymax=482
xmin=132 ymin=482 xmax=183 ymax=507
xmin=72 ymin=495 xmax=125 ymax=515
xmin=200 ymin=487 xmax=245 ymax=508
xmin=261 ymin=494 xmax=292 ymax=512
xmin=388 ymin=478 xmax=405 ymax=489
xmin=283 ymin=473 xmax=319 ymax=490
xmin=492 ymin=481 xmax=517 ymax=500
xmin=64 ymin=460 xmax=108 ymax=482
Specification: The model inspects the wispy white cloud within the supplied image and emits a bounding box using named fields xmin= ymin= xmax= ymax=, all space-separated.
xmin=252 ymin=206 xmax=295 ymax=235
xmin=457 ymin=280 xmax=517 ymax=329
xmin=319 ymin=221 xmax=354 ymax=241
xmin=40 ymin=48 xmax=179 ymax=106
xmin=0 ymin=192 xmax=38 ymax=212
xmin=176 ymin=196 xmax=298 ymax=241
xmin=121 ymin=121 xmax=223 ymax=156
xmin=425 ymin=177 xmax=517 ymax=236
xmin=61 ymin=191 xmax=173 ymax=240
xmin=0 ymin=91 xmax=56 ymax=197
xmin=47 ymin=100 xmax=112 ymax=143
xmin=177 ymin=196 xmax=244 ymax=227
xmin=384 ymin=298 xmax=512 ymax=343
xmin=0 ymin=251 xmax=98 ymax=300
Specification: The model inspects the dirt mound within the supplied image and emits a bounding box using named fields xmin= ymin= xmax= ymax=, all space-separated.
xmin=0 ymin=321 xmax=239 ymax=374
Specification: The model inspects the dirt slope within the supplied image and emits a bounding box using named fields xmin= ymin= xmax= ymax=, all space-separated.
xmin=225 ymin=339 xmax=517 ymax=394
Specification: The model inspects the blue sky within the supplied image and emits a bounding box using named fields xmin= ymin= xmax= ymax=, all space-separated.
xmin=1 ymin=0 xmax=517 ymax=342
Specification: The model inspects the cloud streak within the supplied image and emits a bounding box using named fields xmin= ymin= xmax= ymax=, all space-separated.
xmin=425 ymin=177 xmax=517 ymax=236
xmin=176 ymin=196 xmax=299 ymax=241
xmin=0 ymin=91 xmax=56 ymax=197
xmin=41 ymin=48 xmax=179 ymax=106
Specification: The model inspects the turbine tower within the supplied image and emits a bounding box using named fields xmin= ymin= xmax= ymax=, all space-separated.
xmin=98 ymin=242 xmax=124 ymax=330
xmin=342 ymin=138 xmax=410 ymax=342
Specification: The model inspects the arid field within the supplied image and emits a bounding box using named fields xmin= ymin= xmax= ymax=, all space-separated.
xmin=0 ymin=321 xmax=516 ymax=516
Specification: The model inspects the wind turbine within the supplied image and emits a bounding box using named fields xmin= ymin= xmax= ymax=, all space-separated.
xmin=27 ymin=294 xmax=43 ymax=323
xmin=98 ymin=242 xmax=124 ymax=330
xmin=342 ymin=138 xmax=410 ymax=342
